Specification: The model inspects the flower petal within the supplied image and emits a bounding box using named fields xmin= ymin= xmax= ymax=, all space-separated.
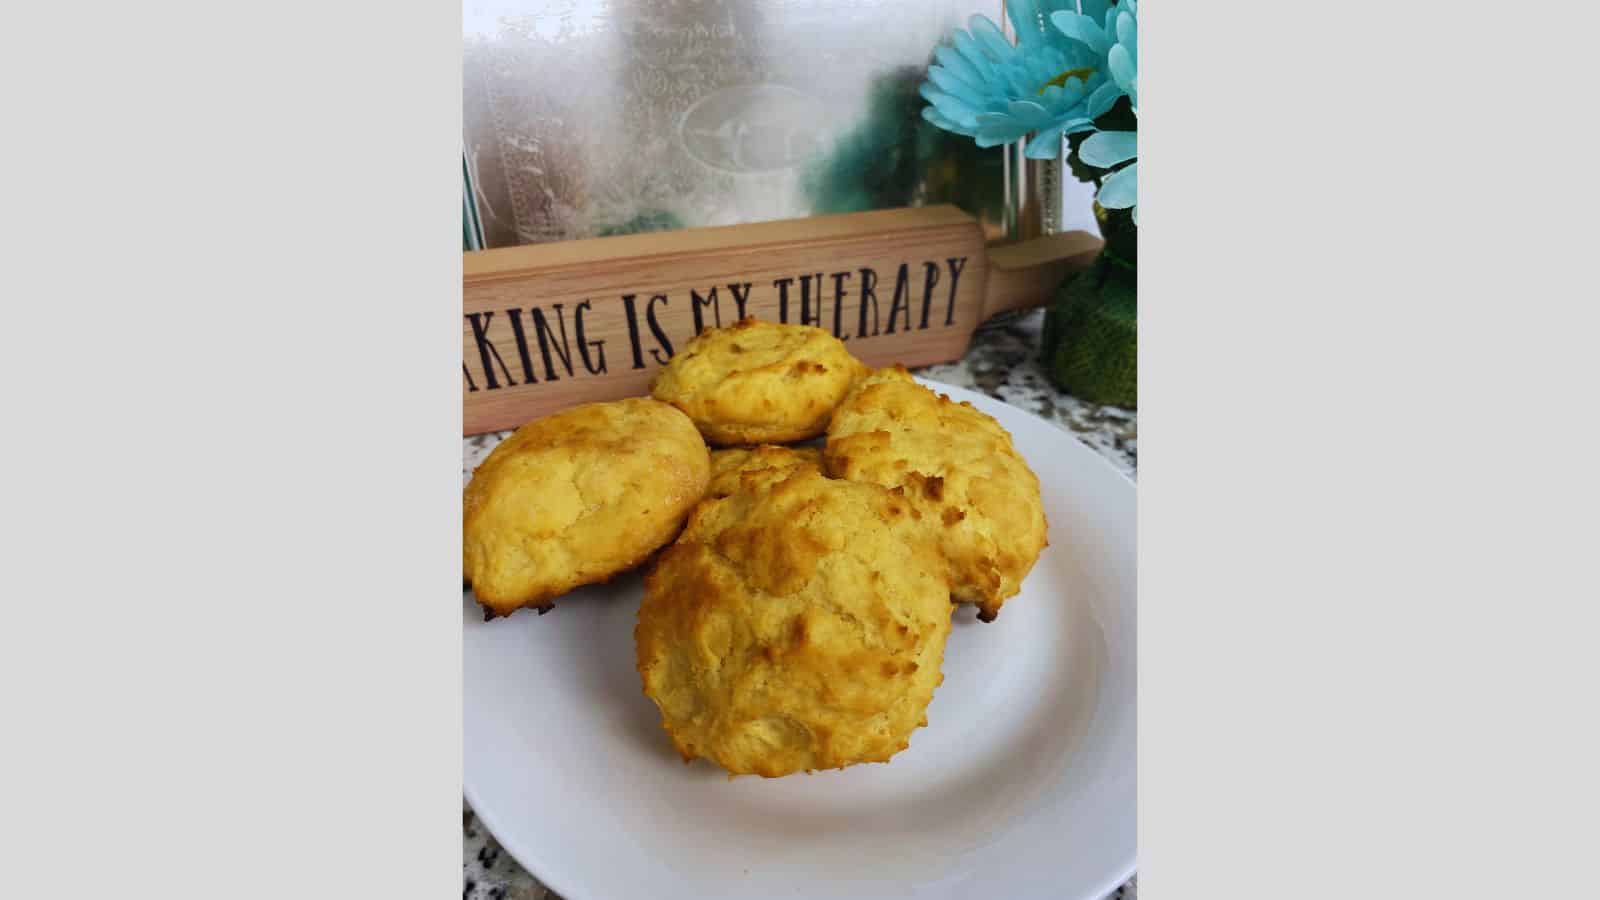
xmin=927 ymin=67 xmax=989 ymax=108
xmin=922 ymin=106 xmax=973 ymax=136
xmin=1007 ymin=0 xmax=1047 ymax=47
xmin=918 ymin=83 xmax=955 ymax=109
xmin=975 ymin=135 xmax=1018 ymax=149
xmin=1079 ymin=130 xmax=1137 ymax=168
xmin=975 ymin=113 xmax=1033 ymax=146
xmin=1108 ymin=44 xmax=1137 ymax=96
xmin=1027 ymin=117 xmax=1093 ymax=158
xmin=1006 ymin=99 xmax=1052 ymax=127
xmin=1097 ymin=162 xmax=1138 ymax=209
xmin=1087 ymin=80 xmax=1123 ymax=118
xmin=934 ymin=44 xmax=985 ymax=86
xmin=1117 ymin=7 xmax=1138 ymax=60
xmin=1039 ymin=74 xmax=1090 ymax=106
xmin=1002 ymin=64 xmax=1036 ymax=99
xmin=919 ymin=86 xmax=980 ymax=129
xmin=953 ymin=29 xmax=998 ymax=74
xmin=970 ymin=15 xmax=1015 ymax=61
xmin=1050 ymin=11 xmax=1112 ymax=54
xmin=1025 ymin=124 xmax=1066 ymax=159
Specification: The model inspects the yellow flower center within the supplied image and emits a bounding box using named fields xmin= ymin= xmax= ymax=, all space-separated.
xmin=1039 ymin=67 xmax=1096 ymax=94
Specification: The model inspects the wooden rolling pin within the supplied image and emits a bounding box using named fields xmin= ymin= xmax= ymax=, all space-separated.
xmin=463 ymin=205 xmax=1102 ymax=435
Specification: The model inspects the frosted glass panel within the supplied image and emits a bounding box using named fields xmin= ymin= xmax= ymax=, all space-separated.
xmin=463 ymin=0 xmax=1009 ymax=248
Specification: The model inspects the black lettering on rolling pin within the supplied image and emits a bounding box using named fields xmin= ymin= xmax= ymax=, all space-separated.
xmin=504 ymin=308 xmax=539 ymax=385
xmin=530 ymin=304 xmax=575 ymax=381
xmin=621 ymin=294 xmax=646 ymax=370
xmin=646 ymin=294 xmax=674 ymax=365
xmin=857 ymin=267 xmax=880 ymax=339
xmin=727 ymin=282 xmax=753 ymax=320
xmin=574 ymin=300 xmax=607 ymax=374
xmin=773 ymin=277 xmax=795 ymax=324
xmin=918 ymin=262 xmax=941 ymax=332
xmin=830 ymin=271 xmax=852 ymax=341
xmin=691 ymin=287 xmax=722 ymax=335
xmin=466 ymin=311 xmax=516 ymax=390
xmin=798 ymin=274 xmax=823 ymax=328
xmin=944 ymin=257 xmax=968 ymax=327
xmin=886 ymin=264 xmax=914 ymax=334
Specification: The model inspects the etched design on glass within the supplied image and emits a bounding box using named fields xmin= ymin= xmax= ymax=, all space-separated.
xmin=679 ymin=85 xmax=825 ymax=175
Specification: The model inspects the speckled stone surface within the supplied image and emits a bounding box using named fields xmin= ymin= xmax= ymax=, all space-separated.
xmin=463 ymin=309 xmax=1137 ymax=899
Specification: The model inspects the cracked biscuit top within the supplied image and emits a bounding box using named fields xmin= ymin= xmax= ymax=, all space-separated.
xmin=650 ymin=318 xmax=869 ymax=446
xmin=706 ymin=444 xmax=824 ymax=498
xmin=464 ymin=398 xmax=710 ymax=617
xmin=636 ymin=468 xmax=952 ymax=777
xmin=824 ymin=366 xmax=1047 ymax=621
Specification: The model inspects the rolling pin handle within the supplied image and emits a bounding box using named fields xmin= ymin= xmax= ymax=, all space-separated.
xmin=981 ymin=231 xmax=1105 ymax=320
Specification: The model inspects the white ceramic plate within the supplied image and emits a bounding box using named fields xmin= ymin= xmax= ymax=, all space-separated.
xmin=464 ymin=379 xmax=1136 ymax=900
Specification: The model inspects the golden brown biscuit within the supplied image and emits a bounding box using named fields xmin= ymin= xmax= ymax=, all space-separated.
xmin=464 ymin=398 xmax=710 ymax=618
xmin=706 ymin=444 xmax=823 ymax=498
xmin=636 ymin=468 xmax=952 ymax=777
xmin=649 ymin=317 xmax=869 ymax=446
xmin=824 ymin=366 xmax=1047 ymax=622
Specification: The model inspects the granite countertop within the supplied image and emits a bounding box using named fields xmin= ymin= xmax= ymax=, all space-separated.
xmin=463 ymin=309 xmax=1137 ymax=900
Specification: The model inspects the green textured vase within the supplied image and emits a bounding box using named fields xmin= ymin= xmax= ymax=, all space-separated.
xmin=1041 ymin=249 xmax=1137 ymax=408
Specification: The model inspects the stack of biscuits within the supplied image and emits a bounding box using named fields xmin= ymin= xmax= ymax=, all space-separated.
xmin=464 ymin=317 xmax=1047 ymax=778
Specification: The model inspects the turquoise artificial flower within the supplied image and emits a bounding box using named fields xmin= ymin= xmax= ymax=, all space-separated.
xmin=1053 ymin=0 xmax=1138 ymax=221
xmin=1052 ymin=0 xmax=1137 ymax=113
xmin=919 ymin=1 xmax=1119 ymax=160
